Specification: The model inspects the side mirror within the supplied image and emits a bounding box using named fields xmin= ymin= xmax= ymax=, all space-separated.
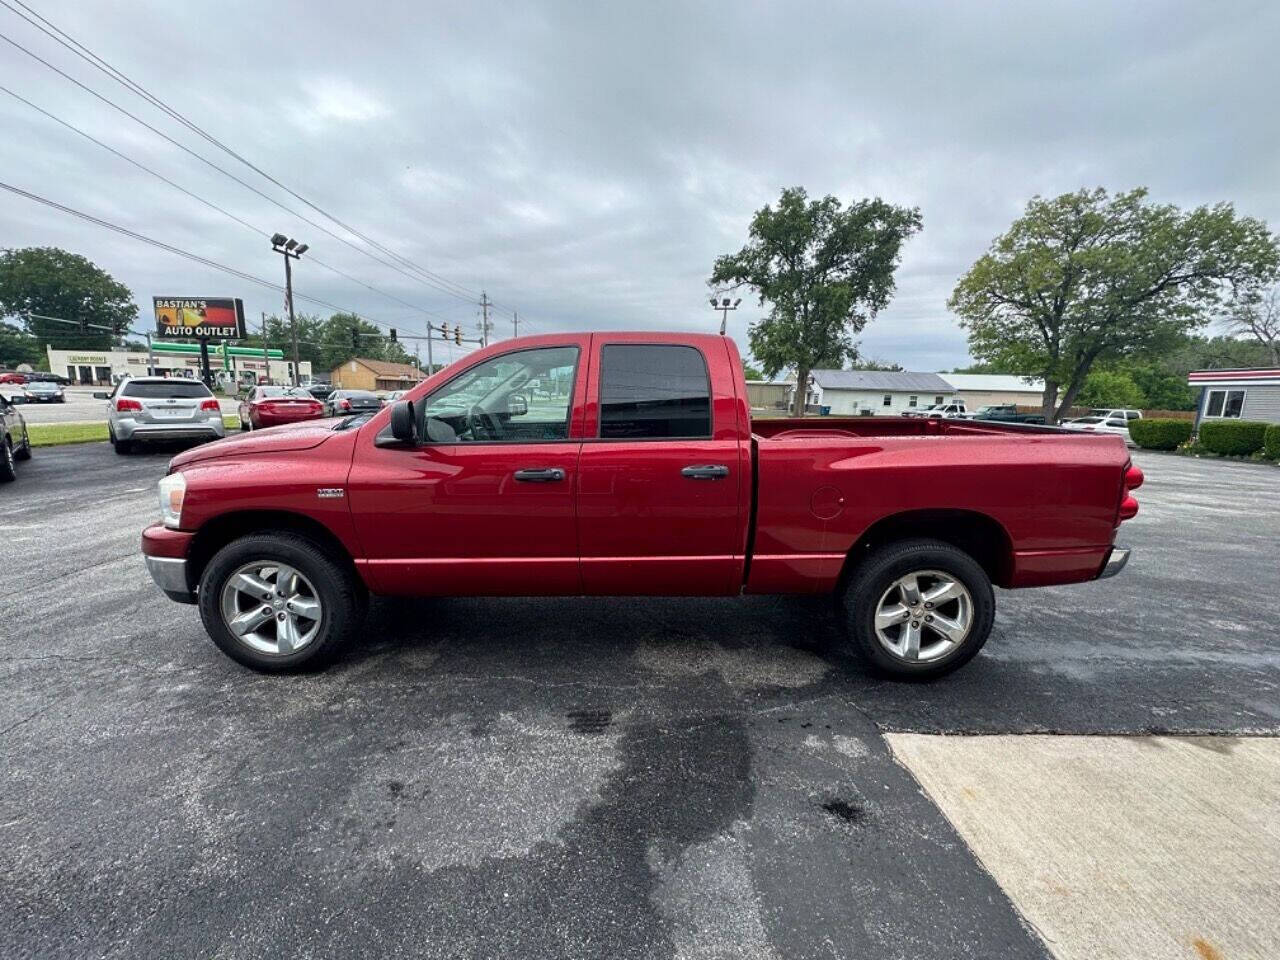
xmin=93 ymin=391 xmax=109 ymax=399
xmin=8 ymin=394 xmax=27 ymax=405
xmin=424 ymin=416 xmax=457 ymax=443
xmin=508 ymin=394 xmax=529 ymax=417
xmin=389 ymin=400 xmax=418 ymax=443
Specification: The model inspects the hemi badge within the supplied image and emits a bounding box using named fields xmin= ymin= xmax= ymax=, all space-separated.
xmin=316 ymin=488 xmax=345 ymax=499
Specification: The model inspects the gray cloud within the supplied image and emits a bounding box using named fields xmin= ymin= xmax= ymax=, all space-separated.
xmin=2 ymin=0 xmax=1276 ymax=370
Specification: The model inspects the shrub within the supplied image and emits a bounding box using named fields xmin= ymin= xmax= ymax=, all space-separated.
xmin=1129 ymin=418 xmax=1193 ymax=451
xmin=1197 ymin=419 xmax=1269 ymax=456
xmin=1264 ymin=424 xmax=1280 ymax=461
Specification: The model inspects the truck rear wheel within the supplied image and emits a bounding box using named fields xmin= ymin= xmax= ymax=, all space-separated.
xmin=842 ymin=538 xmax=994 ymax=680
xmin=197 ymin=532 xmax=363 ymax=672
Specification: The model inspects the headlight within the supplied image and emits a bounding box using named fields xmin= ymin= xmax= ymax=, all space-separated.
xmin=158 ymin=472 xmax=187 ymax=529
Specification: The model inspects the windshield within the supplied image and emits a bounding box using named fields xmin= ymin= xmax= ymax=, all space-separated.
xmin=1073 ymin=416 xmax=1104 ymax=424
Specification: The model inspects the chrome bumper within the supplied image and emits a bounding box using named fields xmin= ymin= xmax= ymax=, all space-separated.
xmin=1098 ymin=546 xmax=1131 ymax=579
xmin=144 ymin=555 xmax=196 ymax=603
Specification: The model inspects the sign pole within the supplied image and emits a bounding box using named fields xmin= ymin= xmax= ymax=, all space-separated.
xmin=198 ymin=336 xmax=211 ymax=387
xmin=261 ymin=312 xmax=271 ymax=385
xmin=146 ymin=332 xmax=155 ymax=376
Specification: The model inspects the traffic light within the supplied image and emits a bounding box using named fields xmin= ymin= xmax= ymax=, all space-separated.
xmin=439 ymin=322 xmax=449 ymax=340
xmin=351 ymin=327 xmax=359 ymax=349
xmin=454 ymin=327 xmax=462 ymax=346
xmin=389 ymin=328 xmax=397 ymax=342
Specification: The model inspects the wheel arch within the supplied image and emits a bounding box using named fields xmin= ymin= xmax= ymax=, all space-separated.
xmin=186 ymin=510 xmax=366 ymax=596
xmin=838 ymin=509 xmax=1014 ymax=590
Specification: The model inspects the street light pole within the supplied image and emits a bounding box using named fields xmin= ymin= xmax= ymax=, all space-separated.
xmin=709 ymin=296 xmax=742 ymax=336
xmin=271 ymin=233 xmax=309 ymax=385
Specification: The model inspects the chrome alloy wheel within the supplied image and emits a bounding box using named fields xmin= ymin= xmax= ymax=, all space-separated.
xmin=219 ymin=561 xmax=323 ymax=655
xmin=873 ymin=569 xmax=973 ymax=663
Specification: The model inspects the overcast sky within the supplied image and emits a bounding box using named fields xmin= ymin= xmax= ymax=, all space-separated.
xmin=2 ymin=0 xmax=1276 ymax=370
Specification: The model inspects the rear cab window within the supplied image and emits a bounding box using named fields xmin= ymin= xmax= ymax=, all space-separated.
xmin=598 ymin=343 xmax=711 ymax=439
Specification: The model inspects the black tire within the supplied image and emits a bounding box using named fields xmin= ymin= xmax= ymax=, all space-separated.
xmin=0 ymin=438 xmax=15 ymax=482
xmin=841 ymin=538 xmax=995 ymax=680
xmin=197 ymin=532 xmax=364 ymax=672
xmin=113 ymin=435 xmax=133 ymax=455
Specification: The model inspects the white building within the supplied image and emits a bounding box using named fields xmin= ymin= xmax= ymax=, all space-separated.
xmin=938 ymin=373 xmax=1045 ymax=408
xmin=47 ymin=347 xmax=310 ymax=386
xmin=808 ymin=370 xmax=957 ymax=416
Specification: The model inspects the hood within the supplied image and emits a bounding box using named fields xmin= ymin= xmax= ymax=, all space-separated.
xmin=170 ymin=420 xmax=336 ymax=469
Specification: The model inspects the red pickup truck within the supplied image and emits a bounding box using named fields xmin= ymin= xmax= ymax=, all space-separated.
xmin=142 ymin=332 xmax=1141 ymax=679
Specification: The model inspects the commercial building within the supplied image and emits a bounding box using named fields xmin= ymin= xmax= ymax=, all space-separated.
xmin=938 ymin=373 xmax=1046 ymax=408
xmin=808 ymin=370 xmax=956 ymax=415
xmin=1188 ymin=367 xmax=1280 ymax=427
xmin=47 ymin=346 xmax=310 ymax=386
xmin=331 ymin=357 xmax=428 ymax=392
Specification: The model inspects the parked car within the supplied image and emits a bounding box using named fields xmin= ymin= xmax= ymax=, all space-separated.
xmin=909 ymin=401 xmax=968 ymax=418
xmin=95 ymin=377 xmax=226 ymax=454
xmin=1060 ymin=415 xmax=1135 ymax=445
xmin=21 ymin=379 xmax=65 ymax=403
xmin=385 ymin=390 xmax=407 ymax=402
xmin=26 ymin=372 xmax=72 ymax=385
xmin=324 ymin=389 xmax=383 ymax=417
xmin=305 ymin=383 xmax=333 ymax=401
xmin=0 ymin=392 xmax=32 ymax=481
xmin=1086 ymin=408 xmax=1142 ymax=424
xmin=0 ymin=371 xmax=27 ymax=385
xmin=140 ymin=332 xmax=1142 ymax=679
xmin=969 ymin=404 xmax=1045 ymax=424
xmin=238 ymin=386 xmax=326 ymax=430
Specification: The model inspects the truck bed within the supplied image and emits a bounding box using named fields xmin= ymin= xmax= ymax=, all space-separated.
xmin=751 ymin=415 xmax=1063 ymax=441
xmin=744 ymin=415 xmax=1131 ymax=596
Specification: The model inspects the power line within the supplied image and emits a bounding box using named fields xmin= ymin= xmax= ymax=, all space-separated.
xmin=0 ymin=180 xmax=395 ymax=326
xmin=0 ymin=27 xmax=494 ymax=319
xmin=0 ymin=0 xmax=499 ymax=309
xmin=0 ymin=81 xmax=452 ymax=338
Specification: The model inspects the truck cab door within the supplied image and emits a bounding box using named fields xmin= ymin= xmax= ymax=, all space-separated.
xmin=347 ymin=340 xmax=588 ymax=596
xmin=576 ymin=337 xmax=746 ymax=596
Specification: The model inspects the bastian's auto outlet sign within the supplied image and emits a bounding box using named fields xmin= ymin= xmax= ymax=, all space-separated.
xmin=153 ymin=297 xmax=247 ymax=340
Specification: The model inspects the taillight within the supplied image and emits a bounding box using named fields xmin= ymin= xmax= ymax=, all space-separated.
xmin=1118 ymin=462 xmax=1143 ymax=523
xmin=340 ymin=399 xmax=351 ymax=410
xmin=115 ymin=398 xmax=142 ymax=412
xmin=199 ymin=399 xmax=220 ymax=411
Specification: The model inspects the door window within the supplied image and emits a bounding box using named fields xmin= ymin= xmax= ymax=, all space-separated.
xmin=419 ymin=346 xmax=578 ymax=442
xmin=598 ymin=344 xmax=711 ymax=439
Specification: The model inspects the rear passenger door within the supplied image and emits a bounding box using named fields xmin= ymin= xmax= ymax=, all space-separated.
xmin=577 ymin=338 xmax=744 ymax=596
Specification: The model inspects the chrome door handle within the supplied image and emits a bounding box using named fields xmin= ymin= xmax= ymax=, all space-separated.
xmin=681 ymin=464 xmax=729 ymax=479
xmin=513 ymin=468 xmax=565 ymax=482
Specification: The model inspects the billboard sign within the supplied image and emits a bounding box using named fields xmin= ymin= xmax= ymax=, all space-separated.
xmin=153 ymin=297 xmax=246 ymax=339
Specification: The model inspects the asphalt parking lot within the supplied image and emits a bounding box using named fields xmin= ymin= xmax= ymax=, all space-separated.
xmin=1 ymin=444 xmax=1277 ymax=959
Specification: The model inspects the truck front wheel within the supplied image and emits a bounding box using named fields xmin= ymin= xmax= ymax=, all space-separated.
xmin=842 ymin=538 xmax=995 ymax=680
xmin=197 ymin=532 xmax=364 ymax=672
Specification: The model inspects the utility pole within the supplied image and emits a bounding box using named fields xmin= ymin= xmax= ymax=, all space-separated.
xmin=479 ymin=290 xmax=492 ymax=347
xmin=425 ymin=322 xmax=433 ymax=372
xmin=271 ymin=233 xmax=309 ymax=385
xmin=709 ymin=296 xmax=742 ymax=335
xmin=513 ymin=310 xmax=519 ymax=339
xmin=260 ymin=312 xmax=271 ymax=385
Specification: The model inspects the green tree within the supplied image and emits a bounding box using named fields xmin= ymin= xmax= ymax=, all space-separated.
xmin=0 ymin=247 xmax=137 ymax=349
xmin=0 ymin=321 xmax=44 ymax=369
xmin=949 ymin=188 xmax=1279 ymax=422
xmin=1075 ymin=369 xmax=1146 ymax=409
xmin=742 ymin=361 xmax=766 ymax=381
xmin=710 ymin=186 xmax=922 ymax=415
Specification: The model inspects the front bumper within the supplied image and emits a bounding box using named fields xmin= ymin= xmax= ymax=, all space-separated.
xmin=1098 ymin=546 xmax=1131 ymax=579
xmin=142 ymin=524 xmax=197 ymax=603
